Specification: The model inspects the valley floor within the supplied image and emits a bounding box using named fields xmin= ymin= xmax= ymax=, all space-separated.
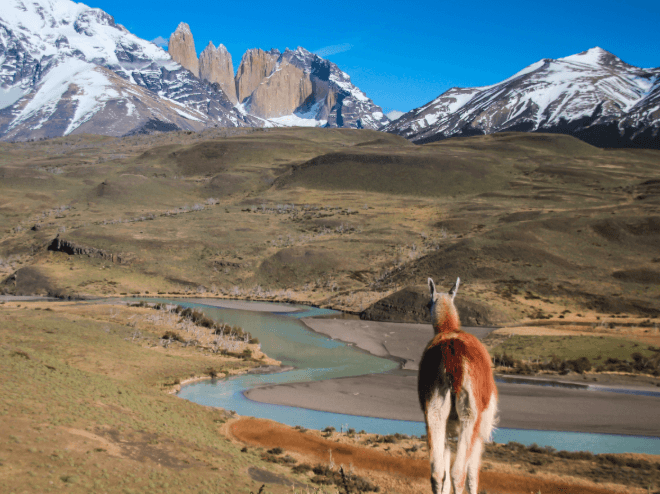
xmin=1 ymin=298 xmax=659 ymax=494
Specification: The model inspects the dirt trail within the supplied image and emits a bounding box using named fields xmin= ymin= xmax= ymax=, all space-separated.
xmin=230 ymin=417 xmax=625 ymax=494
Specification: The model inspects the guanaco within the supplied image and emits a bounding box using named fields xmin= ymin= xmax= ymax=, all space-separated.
xmin=418 ymin=278 xmax=497 ymax=494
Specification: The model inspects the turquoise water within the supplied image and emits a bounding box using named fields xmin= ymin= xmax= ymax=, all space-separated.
xmin=143 ymin=298 xmax=660 ymax=455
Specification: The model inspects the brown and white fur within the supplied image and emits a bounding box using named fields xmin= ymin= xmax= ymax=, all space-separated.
xmin=418 ymin=278 xmax=497 ymax=494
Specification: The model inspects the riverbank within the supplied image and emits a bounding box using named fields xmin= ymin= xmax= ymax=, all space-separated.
xmin=184 ymin=298 xmax=305 ymax=313
xmin=301 ymin=316 xmax=497 ymax=370
xmin=244 ymin=316 xmax=660 ymax=438
xmin=228 ymin=417 xmax=657 ymax=494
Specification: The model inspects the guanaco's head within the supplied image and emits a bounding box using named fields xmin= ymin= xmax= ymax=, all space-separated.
xmin=427 ymin=277 xmax=460 ymax=333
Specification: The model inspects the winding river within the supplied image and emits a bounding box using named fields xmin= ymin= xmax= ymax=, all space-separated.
xmin=147 ymin=298 xmax=659 ymax=455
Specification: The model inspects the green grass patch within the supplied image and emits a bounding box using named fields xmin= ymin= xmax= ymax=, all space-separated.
xmin=491 ymin=334 xmax=655 ymax=363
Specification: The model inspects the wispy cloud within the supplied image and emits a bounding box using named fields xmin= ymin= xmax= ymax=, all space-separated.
xmin=313 ymin=43 xmax=353 ymax=57
xmin=151 ymin=36 xmax=168 ymax=48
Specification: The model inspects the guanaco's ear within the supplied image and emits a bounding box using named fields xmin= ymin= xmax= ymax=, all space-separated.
xmin=449 ymin=277 xmax=460 ymax=300
xmin=428 ymin=278 xmax=436 ymax=298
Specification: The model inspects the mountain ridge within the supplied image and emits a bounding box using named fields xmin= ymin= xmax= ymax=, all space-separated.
xmin=386 ymin=47 xmax=660 ymax=148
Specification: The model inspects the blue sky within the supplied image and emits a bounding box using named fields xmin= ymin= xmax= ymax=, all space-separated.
xmin=89 ymin=0 xmax=659 ymax=114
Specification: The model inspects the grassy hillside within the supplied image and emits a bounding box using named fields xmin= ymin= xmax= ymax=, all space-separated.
xmin=0 ymin=299 xmax=311 ymax=493
xmin=0 ymin=128 xmax=659 ymax=327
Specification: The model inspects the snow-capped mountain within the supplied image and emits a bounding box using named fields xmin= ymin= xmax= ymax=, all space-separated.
xmin=386 ymin=48 xmax=660 ymax=148
xmin=0 ymin=0 xmax=260 ymax=140
xmin=0 ymin=0 xmax=388 ymax=141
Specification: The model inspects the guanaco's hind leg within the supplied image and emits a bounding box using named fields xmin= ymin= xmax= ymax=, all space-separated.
xmin=425 ymin=387 xmax=452 ymax=494
xmin=454 ymin=387 xmax=496 ymax=494
xmin=451 ymin=378 xmax=478 ymax=494
xmin=465 ymin=437 xmax=483 ymax=494
xmin=466 ymin=392 xmax=497 ymax=494
xmin=442 ymin=442 xmax=451 ymax=494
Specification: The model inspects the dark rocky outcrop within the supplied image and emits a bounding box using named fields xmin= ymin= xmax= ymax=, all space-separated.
xmin=360 ymin=285 xmax=509 ymax=327
xmin=47 ymin=235 xmax=131 ymax=264
xmin=123 ymin=118 xmax=180 ymax=136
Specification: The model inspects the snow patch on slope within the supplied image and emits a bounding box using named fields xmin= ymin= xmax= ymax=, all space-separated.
xmin=386 ymin=110 xmax=404 ymax=121
xmin=9 ymin=58 xmax=94 ymax=130
xmin=269 ymin=114 xmax=327 ymax=127
xmin=0 ymin=86 xmax=26 ymax=109
xmin=66 ymin=65 xmax=118 ymax=134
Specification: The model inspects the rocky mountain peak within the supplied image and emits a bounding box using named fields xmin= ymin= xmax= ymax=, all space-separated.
xmin=174 ymin=22 xmax=193 ymax=34
xmin=558 ymin=46 xmax=626 ymax=68
xmin=235 ymin=48 xmax=281 ymax=103
xmin=199 ymin=41 xmax=237 ymax=103
xmin=168 ymin=22 xmax=198 ymax=75
xmin=246 ymin=55 xmax=313 ymax=119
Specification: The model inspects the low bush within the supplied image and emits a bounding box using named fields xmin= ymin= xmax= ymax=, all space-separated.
xmin=161 ymin=331 xmax=184 ymax=342
xmin=207 ymin=367 xmax=223 ymax=378
xmin=310 ymin=465 xmax=379 ymax=492
xmin=262 ymin=453 xmax=296 ymax=465
xmin=562 ymin=357 xmax=591 ymax=374
xmin=291 ymin=463 xmax=312 ymax=474
xmin=557 ymin=450 xmax=594 ymax=460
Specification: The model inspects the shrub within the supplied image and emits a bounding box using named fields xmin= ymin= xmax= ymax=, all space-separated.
xmin=292 ymin=463 xmax=312 ymax=474
xmin=310 ymin=475 xmax=333 ymax=485
xmin=207 ymin=368 xmax=222 ymax=378
xmin=312 ymin=464 xmax=333 ymax=476
xmin=310 ymin=465 xmax=379 ymax=492
xmin=528 ymin=443 xmax=543 ymax=454
xmin=564 ymin=357 xmax=591 ymax=374
xmin=492 ymin=353 xmax=516 ymax=367
xmin=162 ymin=331 xmax=183 ymax=342
xmin=557 ymin=450 xmax=594 ymax=460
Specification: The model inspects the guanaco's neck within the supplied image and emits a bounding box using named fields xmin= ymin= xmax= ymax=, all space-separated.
xmin=431 ymin=295 xmax=461 ymax=334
